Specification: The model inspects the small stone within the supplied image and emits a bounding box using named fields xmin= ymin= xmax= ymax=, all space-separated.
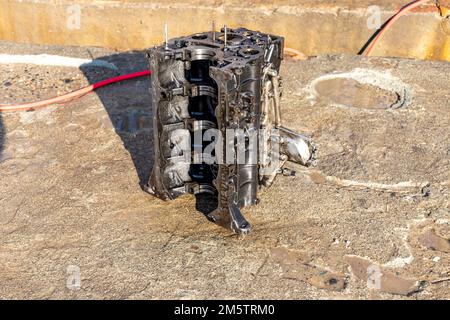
xmin=345 ymin=240 xmax=351 ymax=249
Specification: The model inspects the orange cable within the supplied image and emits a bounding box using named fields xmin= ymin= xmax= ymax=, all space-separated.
xmin=363 ymin=0 xmax=432 ymax=56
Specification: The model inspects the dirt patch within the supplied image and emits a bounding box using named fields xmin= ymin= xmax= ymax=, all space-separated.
xmin=310 ymin=68 xmax=412 ymax=110
xmin=345 ymin=255 xmax=422 ymax=296
xmin=271 ymin=248 xmax=346 ymax=291
xmin=315 ymin=78 xmax=400 ymax=110
xmin=418 ymin=229 xmax=450 ymax=253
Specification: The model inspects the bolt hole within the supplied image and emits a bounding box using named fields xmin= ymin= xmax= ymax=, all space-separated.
xmin=242 ymin=48 xmax=260 ymax=55
xmin=192 ymin=34 xmax=208 ymax=40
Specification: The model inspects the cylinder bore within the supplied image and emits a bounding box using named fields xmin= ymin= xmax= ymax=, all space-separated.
xmin=218 ymin=33 xmax=244 ymax=45
xmin=188 ymin=47 xmax=217 ymax=61
xmin=239 ymin=46 xmax=262 ymax=58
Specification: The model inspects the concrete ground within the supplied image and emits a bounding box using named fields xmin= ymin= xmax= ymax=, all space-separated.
xmin=0 ymin=41 xmax=449 ymax=299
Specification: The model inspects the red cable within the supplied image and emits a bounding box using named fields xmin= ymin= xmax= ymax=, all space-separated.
xmin=0 ymin=70 xmax=151 ymax=112
xmin=92 ymin=70 xmax=151 ymax=89
xmin=364 ymin=0 xmax=431 ymax=56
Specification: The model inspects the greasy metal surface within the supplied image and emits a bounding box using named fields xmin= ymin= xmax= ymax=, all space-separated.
xmin=146 ymin=28 xmax=314 ymax=234
xmin=1 ymin=0 xmax=450 ymax=61
xmin=0 ymin=41 xmax=449 ymax=299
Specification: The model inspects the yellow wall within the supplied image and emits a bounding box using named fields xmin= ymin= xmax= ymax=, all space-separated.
xmin=0 ymin=0 xmax=448 ymax=60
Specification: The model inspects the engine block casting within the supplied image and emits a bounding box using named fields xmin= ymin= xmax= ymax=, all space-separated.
xmin=145 ymin=27 xmax=316 ymax=234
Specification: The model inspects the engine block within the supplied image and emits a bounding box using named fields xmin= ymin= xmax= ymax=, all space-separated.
xmin=145 ymin=27 xmax=316 ymax=234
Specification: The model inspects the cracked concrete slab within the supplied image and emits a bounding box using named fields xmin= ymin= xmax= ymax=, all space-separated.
xmin=0 ymin=41 xmax=449 ymax=299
